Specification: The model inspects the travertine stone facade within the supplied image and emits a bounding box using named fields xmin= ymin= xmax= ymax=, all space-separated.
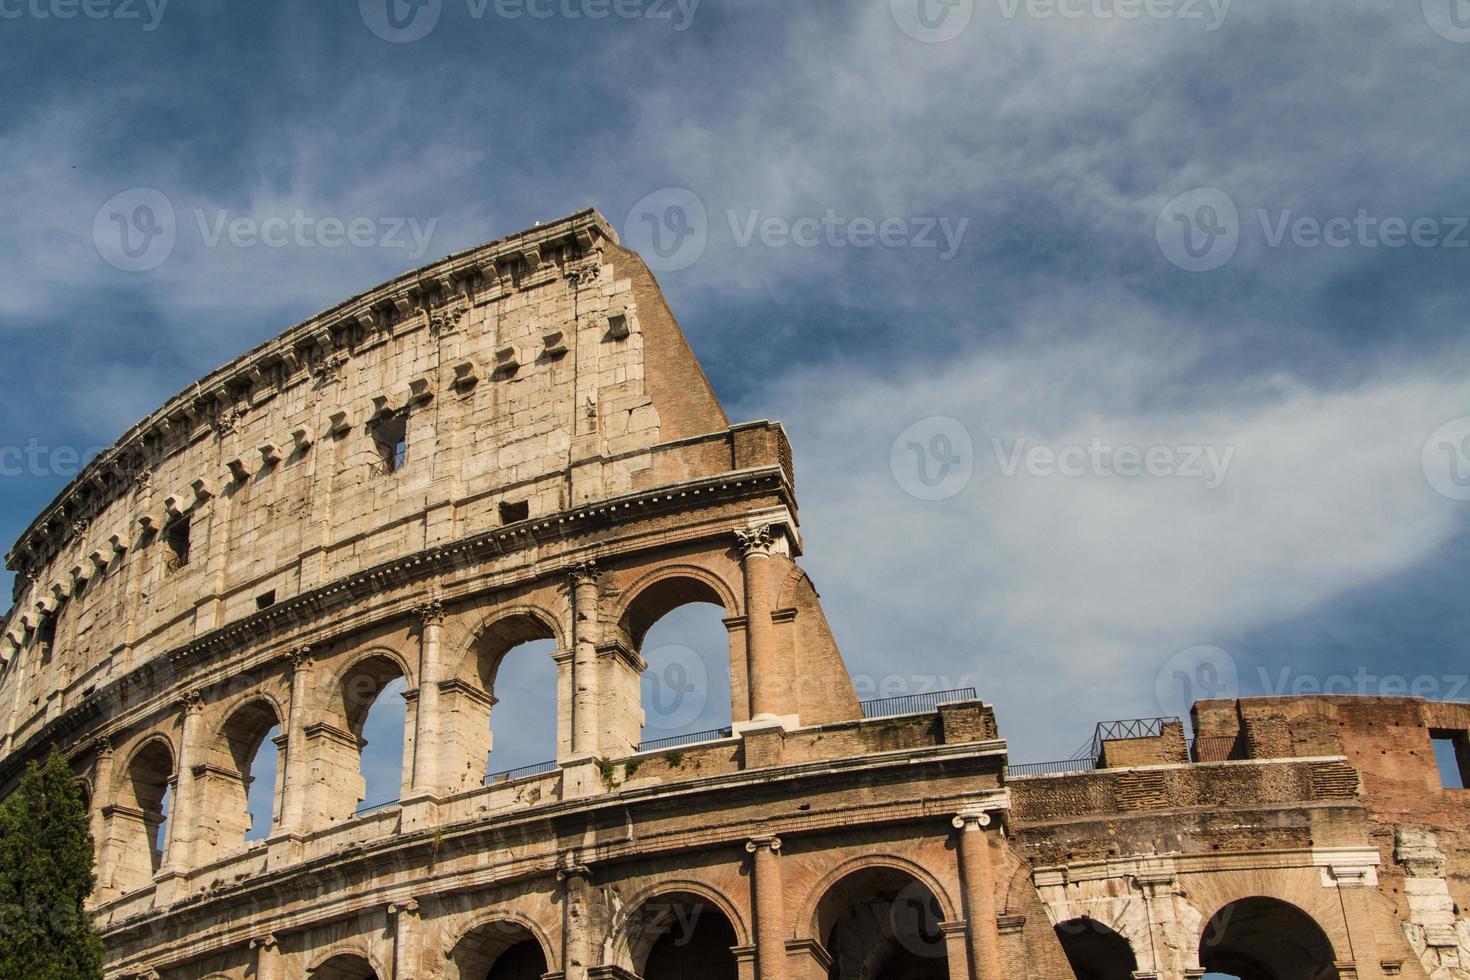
xmin=1 ymin=210 xmax=1468 ymax=980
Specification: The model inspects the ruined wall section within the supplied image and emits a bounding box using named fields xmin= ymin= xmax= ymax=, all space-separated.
xmin=0 ymin=211 xmax=736 ymax=757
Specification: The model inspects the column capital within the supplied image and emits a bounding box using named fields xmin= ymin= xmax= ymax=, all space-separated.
xmin=415 ymin=598 xmax=446 ymax=626
xmin=746 ymin=835 xmax=783 ymax=854
xmin=94 ymin=732 xmax=115 ymax=757
xmin=287 ymin=644 xmax=313 ymax=671
xmin=735 ymin=524 xmax=782 ymax=559
xmin=249 ymin=934 xmax=279 ymax=951
xmin=556 ymin=863 xmax=593 ymax=883
xmin=388 ymin=897 xmax=421 ymax=917
xmin=951 ymin=810 xmax=995 ymax=832
xmin=567 ymin=558 xmax=600 ymax=586
xmin=177 ymin=689 xmax=205 ymax=714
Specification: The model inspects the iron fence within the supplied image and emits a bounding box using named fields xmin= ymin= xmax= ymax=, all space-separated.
xmin=859 ymin=688 xmax=979 ymax=719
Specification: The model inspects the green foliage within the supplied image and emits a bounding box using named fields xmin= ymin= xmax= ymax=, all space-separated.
xmin=0 ymin=748 xmax=104 ymax=980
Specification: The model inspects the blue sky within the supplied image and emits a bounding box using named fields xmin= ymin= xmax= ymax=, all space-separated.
xmin=4 ymin=0 xmax=1470 ymax=775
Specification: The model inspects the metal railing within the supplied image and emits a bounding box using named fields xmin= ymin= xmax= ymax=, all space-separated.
xmin=486 ymin=759 xmax=557 ymax=784
xmin=638 ymin=728 xmax=732 ymax=752
xmin=859 ymin=688 xmax=979 ymax=719
xmin=1007 ymin=758 xmax=1097 ymax=777
xmin=355 ymin=798 xmax=401 ymax=816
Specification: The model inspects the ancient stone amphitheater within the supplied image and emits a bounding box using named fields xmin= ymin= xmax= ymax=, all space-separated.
xmin=1 ymin=210 xmax=1468 ymax=980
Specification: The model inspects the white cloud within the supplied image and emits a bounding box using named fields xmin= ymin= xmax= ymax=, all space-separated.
xmin=749 ymin=313 xmax=1470 ymax=759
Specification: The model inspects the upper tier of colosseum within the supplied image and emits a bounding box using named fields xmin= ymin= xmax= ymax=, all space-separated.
xmin=0 ymin=209 xmax=789 ymax=756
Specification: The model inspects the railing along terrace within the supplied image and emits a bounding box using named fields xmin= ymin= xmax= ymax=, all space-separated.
xmin=355 ymin=798 xmax=401 ymax=816
xmin=486 ymin=759 xmax=558 ymax=784
xmin=1007 ymin=758 xmax=1098 ymax=777
xmin=859 ymin=688 xmax=979 ymax=719
xmin=638 ymin=728 xmax=732 ymax=752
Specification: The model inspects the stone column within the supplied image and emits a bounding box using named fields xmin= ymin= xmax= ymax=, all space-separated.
xmin=569 ymin=562 xmax=600 ymax=758
xmin=736 ymin=527 xmax=780 ymax=722
xmin=559 ymin=861 xmax=594 ymax=980
xmin=278 ymin=646 xmax=314 ymax=838
xmin=410 ymin=599 xmax=445 ymax=797
xmin=952 ymin=810 xmax=1004 ymax=980
xmin=1134 ymin=871 xmax=1181 ymax=979
xmin=391 ymin=898 xmax=422 ymax=979
xmin=746 ymin=836 xmax=786 ymax=980
xmin=90 ymin=735 xmax=115 ymax=890
xmin=250 ymin=934 xmax=282 ymax=980
xmin=164 ymin=690 xmax=206 ymax=874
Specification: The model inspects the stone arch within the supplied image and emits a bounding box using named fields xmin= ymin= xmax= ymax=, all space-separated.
xmin=796 ymin=855 xmax=960 ymax=941
xmin=205 ymin=695 xmax=285 ymax=850
xmin=1197 ymin=896 xmax=1339 ymax=980
xmin=307 ymin=947 xmax=384 ymax=979
xmin=615 ymin=563 xmax=741 ymax=650
xmin=109 ymin=733 xmax=177 ymax=894
xmin=616 ymin=564 xmax=743 ymax=743
xmin=324 ymin=647 xmax=413 ymax=820
xmin=1053 ymin=917 xmax=1138 ymax=980
xmin=437 ymin=607 xmax=563 ymax=790
xmin=806 ymin=860 xmax=955 ymax=980
xmin=614 ymin=882 xmax=747 ymax=980
xmin=446 ymin=912 xmax=558 ymax=980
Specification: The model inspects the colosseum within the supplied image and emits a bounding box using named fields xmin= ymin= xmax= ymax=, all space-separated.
xmin=1 ymin=209 xmax=1468 ymax=980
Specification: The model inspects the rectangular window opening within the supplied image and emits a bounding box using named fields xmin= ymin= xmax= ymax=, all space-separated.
xmin=164 ymin=518 xmax=191 ymax=571
xmin=498 ymin=500 xmax=529 ymax=524
xmin=373 ymin=414 xmax=409 ymax=474
xmin=256 ymin=590 xmax=277 ymax=611
xmin=1431 ymin=732 xmax=1468 ymax=790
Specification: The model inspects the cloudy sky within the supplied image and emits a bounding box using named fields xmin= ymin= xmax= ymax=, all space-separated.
xmin=4 ymin=0 xmax=1470 ymax=788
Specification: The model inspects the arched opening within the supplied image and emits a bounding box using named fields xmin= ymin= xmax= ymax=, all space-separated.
xmin=448 ymin=919 xmax=551 ymax=980
xmin=309 ymin=952 xmax=380 ymax=979
xmin=625 ymin=890 xmax=739 ymax=980
xmin=453 ymin=613 xmax=559 ymax=789
xmin=211 ymin=698 xmax=283 ymax=848
xmin=112 ymin=738 xmax=174 ymax=894
xmin=339 ymin=654 xmax=409 ymax=817
xmin=813 ymin=867 xmax=949 ymax=980
xmin=1054 ymin=918 xmax=1137 ymax=980
xmin=1199 ymin=897 xmax=1338 ymax=980
xmin=621 ymin=576 xmax=734 ymax=748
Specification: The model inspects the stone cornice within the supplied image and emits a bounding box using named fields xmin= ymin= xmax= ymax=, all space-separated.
xmin=3 ymin=209 xmax=615 ymax=588
xmin=0 ymin=465 xmax=792 ymax=789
